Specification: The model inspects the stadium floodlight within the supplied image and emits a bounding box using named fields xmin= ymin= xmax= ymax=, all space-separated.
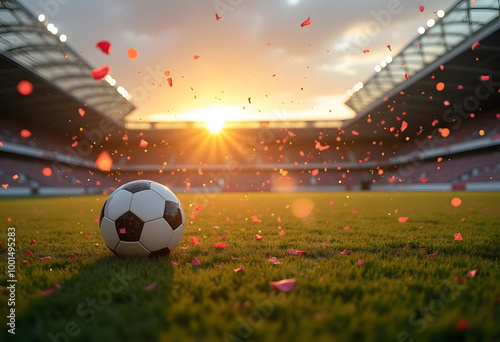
xmin=374 ymin=65 xmax=382 ymax=72
xmin=347 ymin=89 xmax=353 ymax=96
xmin=427 ymin=19 xmax=435 ymax=28
xmin=385 ymin=56 xmax=393 ymax=64
xmin=418 ymin=26 xmax=425 ymax=34
xmin=38 ymin=14 xmax=46 ymax=22
xmin=125 ymin=94 xmax=132 ymax=100
xmin=380 ymin=60 xmax=387 ymax=68
xmin=47 ymin=23 xmax=54 ymax=31
xmin=437 ymin=10 xmax=445 ymax=18
xmin=59 ymin=34 xmax=67 ymax=42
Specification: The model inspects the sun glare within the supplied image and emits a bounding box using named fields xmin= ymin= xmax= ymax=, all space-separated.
xmin=205 ymin=117 xmax=225 ymax=133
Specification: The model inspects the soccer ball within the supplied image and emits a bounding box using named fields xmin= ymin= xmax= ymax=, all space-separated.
xmin=99 ymin=180 xmax=185 ymax=257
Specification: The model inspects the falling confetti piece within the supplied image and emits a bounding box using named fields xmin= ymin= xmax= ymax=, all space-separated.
xmin=192 ymin=257 xmax=200 ymax=266
xmin=78 ymin=108 xmax=85 ymax=117
xmin=387 ymin=45 xmax=392 ymax=51
xmin=311 ymin=169 xmax=319 ymax=176
xmin=95 ymin=151 xmax=113 ymax=171
xmin=471 ymin=41 xmax=480 ymax=50
xmin=454 ymin=233 xmax=463 ymax=241
xmin=357 ymin=259 xmax=365 ymax=266
xmin=344 ymin=226 xmax=351 ymax=231
xmin=363 ymin=49 xmax=370 ymax=54
xmin=40 ymin=256 xmax=52 ymax=260
xmin=254 ymin=234 xmax=264 ymax=240
xmin=145 ymin=282 xmax=157 ymax=291
xmin=193 ymin=55 xmax=200 ymax=59
xmin=20 ymin=129 xmax=32 ymax=138
xmin=300 ymin=17 xmax=311 ymax=27
xmin=288 ymin=249 xmax=306 ymax=255
xmin=234 ymin=265 xmax=244 ymax=273
xmin=127 ymin=48 xmax=138 ymax=60
xmin=270 ymin=278 xmax=295 ymax=292
xmin=401 ymin=121 xmax=408 ymax=132
xmin=480 ymin=75 xmax=490 ymax=81
xmin=215 ymin=13 xmax=223 ymax=21
xmin=404 ymin=72 xmax=409 ymax=80
xmin=40 ymin=289 xmax=55 ymax=296
xmin=419 ymin=177 xmax=428 ymax=183
xmin=451 ymin=197 xmax=462 ymax=207
xmin=436 ymin=82 xmax=445 ymax=91
xmin=251 ymin=215 xmax=261 ymax=223
xmin=95 ymin=40 xmax=112 ymax=55
xmin=220 ymin=235 xmax=226 ymax=240
xmin=419 ymin=5 xmax=425 ymax=12
xmin=25 ymin=250 xmax=33 ymax=257
xmin=190 ymin=237 xmax=202 ymax=245
xmin=167 ymin=77 xmax=173 ymax=87
xmin=352 ymin=130 xmax=359 ymax=136
xmin=466 ymin=269 xmax=477 ymax=278
xmin=441 ymin=128 xmax=450 ymax=137
xmin=42 ymin=167 xmax=52 ymax=177
xmin=30 ymin=240 xmax=37 ymax=245
xmin=398 ymin=217 xmax=409 ymax=223
xmin=90 ymin=64 xmax=111 ymax=80
xmin=2 ymin=184 xmax=9 ymax=190
xmin=164 ymin=71 xmax=170 ymax=77
xmin=54 ymin=283 xmax=62 ymax=290
xmin=456 ymin=319 xmax=471 ymax=331
xmin=212 ymin=242 xmax=226 ymax=248
xmin=269 ymin=257 xmax=282 ymax=264
xmin=194 ymin=204 xmax=204 ymax=213
xmin=139 ymin=139 xmax=148 ymax=148
xmin=17 ymin=80 xmax=33 ymax=95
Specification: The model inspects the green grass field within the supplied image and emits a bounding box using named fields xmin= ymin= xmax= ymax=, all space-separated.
xmin=1 ymin=192 xmax=499 ymax=342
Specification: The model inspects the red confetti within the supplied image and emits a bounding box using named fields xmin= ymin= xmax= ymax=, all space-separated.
xmin=251 ymin=215 xmax=261 ymax=223
xmin=127 ymin=48 xmax=138 ymax=60
xmin=404 ymin=72 xmax=409 ymax=80
xmin=190 ymin=237 xmax=202 ymax=245
xmin=300 ymin=17 xmax=311 ymax=27
xmin=278 ymin=230 xmax=285 ymax=236
xmin=401 ymin=121 xmax=408 ymax=132
xmin=164 ymin=71 xmax=170 ymax=77
xmin=419 ymin=177 xmax=428 ymax=183
xmin=2 ymin=184 xmax=9 ymax=190
xmin=466 ymin=269 xmax=477 ymax=278
xmin=192 ymin=257 xmax=200 ymax=266
xmin=357 ymin=259 xmax=365 ymax=266
xmin=387 ymin=45 xmax=392 ymax=51
xmin=419 ymin=5 xmax=425 ymax=12
xmin=90 ymin=64 xmax=111 ymax=81
xmin=212 ymin=242 xmax=226 ymax=248
xmin=269 ymin=257 xmax=282 ymax=265
xmin=234 ymin=265 xmax=244 ymax=273
xmin=193 ymin=55 xmax=200 ymax=59
xmin=171 ymin=261 xmax=178 ymax=267
xmin=288 ymin=249 xmax=306 ymax=255
xmin=270 ymin=278 xmax=295 ymax=292
xmin=95 ymin=40 xmax=112 ymax=55
xmin=427 ymin=253 xmax=437 ymax=258
xmin=30 ymin=240 xmax=37 ymax=245
xmin=145 ymin=282 xmax=157 ymax=291
xmin=398 ymin=217 xmax=409 ymax=223
xmin=95 ymin=151 xmax=113 ymax=171
xmin=220 ymin=234 xmax=226 ymax=240
xmin=139 ymin=139 xmax=148 ymax=148
xmin=436 ymin=82 xmax=445 ymax=91
xmin=456 ymin=319 xmax=471 ymax=331
xmin=40 ymin=289 xmax=55 ymax=296
xmin=194 ymin=204 xmax=204 ymax=213
xmin=454 ymin=233 xmax=463 ymax=241
xmin=40 ymin=256 xmax=52 ymax=261
xmin=311 ymin=169 xmax=319 ymax=176
xmin=215 ymin=13 xmax=223 ymax=21
xmin=340 ymin=250 xmax=353 ymax=255
xmin=254 ymin=234 xmax=264 ymax=240
xmin=471 ymin=41 xmax=480 ymax=50
xmin=20 ymin=129 xmax=32 ymax=138
xmin=167 ymin=77 xmax=173 ymax=87
xmin=17 ymin=80 xmax=33 ymax=95
xmin=42 ymin=167 xmax=52 ymax=177
xmin=78 ymin=108 xmax=85 ymax=117
xmin=25 ymin=250 xmax=33 ymax=257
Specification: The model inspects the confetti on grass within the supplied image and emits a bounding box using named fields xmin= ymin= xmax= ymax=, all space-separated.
xmin=190 ymin=237 xmax=202 ymax=245
xmin=145 ymin=282 xmax=157 ymax=291
xmin=454 ymin=233 xmax=463 ymax=241
xmin=270 ymin=279 xmax=295 ymax=292
xmin=192 ymin=257 xmax=200 ymax=266
xmin=288 ymin=249 xmax=306 ymax=255
xmin=212 ymin=242 xmax=226 ymax=248
xmin=234 ymin=265 xmax=244 ymax=273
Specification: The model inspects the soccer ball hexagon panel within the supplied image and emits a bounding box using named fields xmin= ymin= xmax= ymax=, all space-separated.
xmin=99 ymin=180 xmax=185 ymax=257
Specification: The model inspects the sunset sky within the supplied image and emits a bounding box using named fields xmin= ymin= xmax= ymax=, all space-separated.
xmin=20 ymin=0 xmax=455 ymax=124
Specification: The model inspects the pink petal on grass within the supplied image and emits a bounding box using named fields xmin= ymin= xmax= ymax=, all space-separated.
xmin=40 ymin=256 xmax=52 ymax=261
xmin=25 ymin=250 xmax=33 ymax=257
xmin=234 ymin=265 xmax=244 ymax=273
xmin=269 ymin=257 xmax=282 ymax=265
xmin=466 ymin=269 xmax=477 ymax=279
xmin=254 ymin=234 xmax=264 ymax=240
xmin=251 ymin=215 xmax=261 ymax=223
xmin=427 ymin=253 xmax=438 ymax=258
xmin=357 ymin=259 xmax=365 ymax=266
xmin=181 ymin=246 xmax=189 ymax=250
xmin=398 ymin=216 xmax=409 ymax=223
xmin=145 ymin=282 xmax=157 ymax=291
xmin=270 ymin=278 xmax=295 ymax=292
xmin=54 ymin=283 xmax=62 ymax=290
xmin=192 ymin=257 xmax=200 ymax=266
xmin=212 ymin=242 xmax=226 ymax=248
xmin=84 ymin=234 xmax=92 ymax=239
xmin=171 ymin=261 xmax=178 ymax=267
xmin=344 ymin=226 xmax=351 ymax=231
xmin=340 ymin=250 xmax=353 ymax=255
xmin=40 ymin=289 xmax=55 ymax=296
xmin=190 ymin=236 xmax=202 ymax=245
xmin=278 ymin=230 xmax=285 ymax=236
xmin=23 ymin=260 xmax=28 ymax=264
xmin=220 ymin=235 xmax=226 ymax=240
xmin=419 ymin=5 xmax=425 ymax=12
xmin=288 ymin=249 xmax=307 ymax=255
xmin=30 ymin=240 xmax=37 ymax=245
xmin=454 ymin=233 xmax=463 ymax=241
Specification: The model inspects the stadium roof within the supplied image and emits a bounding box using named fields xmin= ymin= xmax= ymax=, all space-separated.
xmin=345 ymin=0 xmax=500 ymax=126
xmin=0 ymin=0 xmax=135 ymax=124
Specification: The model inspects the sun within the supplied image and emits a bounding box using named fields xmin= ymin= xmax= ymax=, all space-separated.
xmin=205 ymin=117 xmax=225 ymax=133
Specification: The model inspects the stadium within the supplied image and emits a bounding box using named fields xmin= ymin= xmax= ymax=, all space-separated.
xmin=1 ymin=0 xmax=499 ymax=341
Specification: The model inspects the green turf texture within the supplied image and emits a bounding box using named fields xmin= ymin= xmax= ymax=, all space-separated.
xmin=0 ymin=192 xmax=499 ymax=342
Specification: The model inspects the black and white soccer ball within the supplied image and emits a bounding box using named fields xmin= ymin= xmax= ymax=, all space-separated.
xmin=99 ymin=180 xmax=185 ymax=257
